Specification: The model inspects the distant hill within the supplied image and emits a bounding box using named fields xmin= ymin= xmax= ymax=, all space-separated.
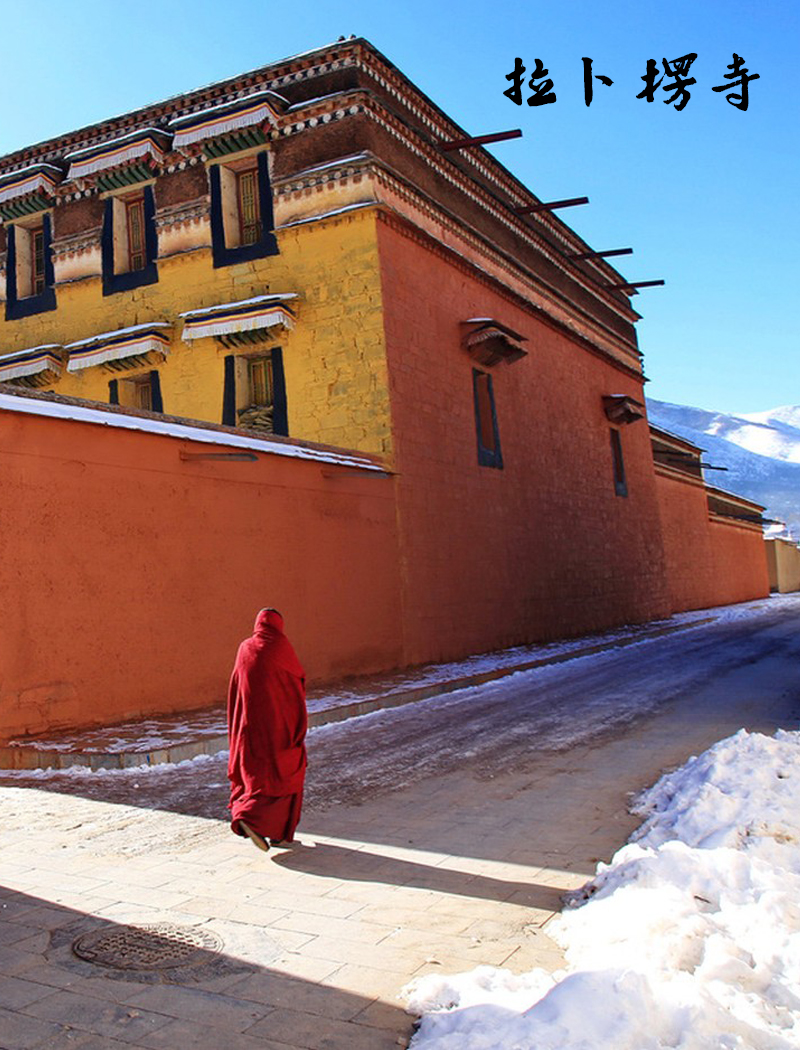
xmin=646 ymin=399 xmax=800 ymax=541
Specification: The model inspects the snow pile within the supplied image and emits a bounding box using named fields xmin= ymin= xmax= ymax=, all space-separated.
xmin=404 ymin=729 xmax=800 ymax=1049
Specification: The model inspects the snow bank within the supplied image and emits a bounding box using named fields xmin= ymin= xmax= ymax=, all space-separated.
xmin=404 ymin=728 xmax=800 ymax=1049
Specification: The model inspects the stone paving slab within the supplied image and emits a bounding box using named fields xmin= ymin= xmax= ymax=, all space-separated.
xmin=0 ymin=652 xmax=796 ymax=1050
xmin=0 ymin=615 xmax=713 ymax=771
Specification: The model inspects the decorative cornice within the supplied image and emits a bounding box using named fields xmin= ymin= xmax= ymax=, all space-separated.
xmin=270 ymin=92 xmax=639 ymax=326
xmin=51 ymin=227 xmax=101 ymax=261
xmin=375 ymin=207 xmax=645 ymax=383
xmin=154 ymin=198 xmax=210 ymax=231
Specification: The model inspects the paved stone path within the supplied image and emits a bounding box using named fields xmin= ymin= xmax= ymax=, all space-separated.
xmin=1 ymin=600 xmax=798 ymax=1049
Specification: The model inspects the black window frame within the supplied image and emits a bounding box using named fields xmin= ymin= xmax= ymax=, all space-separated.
xmin=472 ymin=368 xmax=503 ymax=469
xmin=210 ymin=151 xmax=278 ymax=268
xmin=222 ymin=347 xmax=287 ymax=435
xmin=101 ymin=185 xmax=159 ymax=296
xmin=610 ymin=427 xmax=628 ymax=497
xmin=5 ymin=214 xmax=57 ymax=320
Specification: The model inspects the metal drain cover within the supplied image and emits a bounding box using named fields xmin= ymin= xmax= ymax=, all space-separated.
xmin=72 ymin=922 xmax=223 ymax=972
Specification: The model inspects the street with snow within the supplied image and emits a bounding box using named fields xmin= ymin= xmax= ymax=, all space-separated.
xmin=1 ymin=595 xmax=799 ymax=1049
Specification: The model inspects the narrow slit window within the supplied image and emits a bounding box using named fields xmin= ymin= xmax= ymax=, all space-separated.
xmin=249 ymin=356 xmax=273 ymax=407
xmin=472 ymin=368 xmax=503 ymax=468
xmin=610 ymin=428 xmax=628 ymax=497
xmin=237 ymin=170 xmax=262 ymax=246
xmin=125 ymin=197 xmax=146 ymax=272
xmin=31 ymin=225 xmax=46 ymax=295
xmin=136 ymin=379 xmax=152 ymax=412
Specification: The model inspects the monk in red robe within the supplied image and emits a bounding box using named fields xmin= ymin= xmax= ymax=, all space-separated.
xmin=227 ymin=608 xmax=307 ymax=852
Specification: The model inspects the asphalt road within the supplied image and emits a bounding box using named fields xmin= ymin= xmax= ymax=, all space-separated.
xmin=4 ymin=599 xmax=800 ymax=822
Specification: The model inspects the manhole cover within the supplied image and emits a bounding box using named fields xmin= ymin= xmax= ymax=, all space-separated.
xmin=72 ymin=922 xmax=223 ymax=972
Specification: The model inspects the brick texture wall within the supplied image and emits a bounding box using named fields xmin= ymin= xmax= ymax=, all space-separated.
xmin=377 ymin=215 xmax=671 ymax=665
xmin=655 ymin=472 xmax=769 ymax=611
xmin=0 ymin=407 xmax=403 ymax=742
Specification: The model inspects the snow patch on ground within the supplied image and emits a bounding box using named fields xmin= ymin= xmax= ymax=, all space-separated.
xmin=404 ymin=728 xmax=800 ymax=1049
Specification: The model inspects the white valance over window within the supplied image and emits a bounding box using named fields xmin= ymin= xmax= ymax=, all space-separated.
xmin=65 ymin=129 xmax=172 ymax=181
xmin=168 ymin=91 xmax=283 ymax=149
xmin=65 ymin=323 xmax=171 ymax=371
xmin=180 ymin=294 xmax=296 ymax=341
xmin=0 ymin=345 xmax=62 ymax=382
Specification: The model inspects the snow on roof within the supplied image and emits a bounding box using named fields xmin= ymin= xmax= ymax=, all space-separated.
xmin=64 ymin=128 xmax=169 ymax=160
xmin=64 ymin=323 xmax=171 ymax=351
xmin=282 ymin=152 xmax=371 ymax=180
xmin=285 ymin=90 xmax=353 ymax=112
xmin=276 ymin=201 xmax=377 ymax=231
xmin=0 ymin=392 xmax=386 ymax=473
xmin=167 ymin=90 xmax=285 ymax=127
xmin=0 ymin=344 xmax=61 ymax=362
xmin=0 ymin=162 xmax=62 ymax=182
xmin=178 ymin=294 xmax=297 ymax=319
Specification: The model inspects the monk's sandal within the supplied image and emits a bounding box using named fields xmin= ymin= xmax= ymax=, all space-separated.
xmin=239 ymin=821 xmax=270 ymax=852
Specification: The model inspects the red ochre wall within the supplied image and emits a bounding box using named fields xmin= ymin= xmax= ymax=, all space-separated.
xmin=0 ymin=408 xmax=403 ymax=742
xmin=655 ymin=472 xmax=769 ymax=611
xmin=377 ymin=217 xmax=671 ymax=665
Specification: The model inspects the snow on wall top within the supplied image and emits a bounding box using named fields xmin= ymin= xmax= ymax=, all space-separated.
xmin=0 ymin=392 xmax=388 ymax=473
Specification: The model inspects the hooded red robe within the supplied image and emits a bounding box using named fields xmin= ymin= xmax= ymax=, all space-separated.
xmin=227 ymin=609 xmax=307 ymax=842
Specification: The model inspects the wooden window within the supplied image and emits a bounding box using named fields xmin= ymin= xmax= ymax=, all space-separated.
xmin=135 ymin=378 xmax=152 ymax=412
xmin=125 ymin=197 xmax=146 ymax=272
xmin=237 ymin=169 xmax=262 ymax=246
xmin=610 ymin=428 xmax=628 ymax=497
xmin=249 ymin=356 xmax=273 ymax=407
xmin=472 ymin=368 xmax=503 ymax=468
xmin=31 ymin=225 xmax=45 ymax=295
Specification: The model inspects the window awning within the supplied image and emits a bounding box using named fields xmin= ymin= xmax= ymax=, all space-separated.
xmin=65 ymin=129 xmax=172 ymax=181
xmin=65 ymin=324 xmax=171 ymax=372
xmin=0 ymin=345 xmax=63 ymax=385
xmin=461 ymin=318 xmax=527 ymax=366
xmin=180 ymin=294 xmax=296 ymax=341
xmin=603 ymin=394 xmax=645 ymax=425
xmin=168 ymin=91 xmax=284 ymax=149
xmin=0 ymin=164 xmax=63 ymax=206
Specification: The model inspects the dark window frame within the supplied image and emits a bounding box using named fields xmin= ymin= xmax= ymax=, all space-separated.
xmin=101 ymin=185 xmax=158 ymax=296
xmin=472 ymin=368 xmax=503 ymax=469
xmin=210 ymin=151 xmax=278 ymax=268
xmin=222 ymin=347 xmax=287 ymax=435
xmin=610 ymin=427 xmax=628 ymax=497
xmin=5 ymin=214 xmax=57 ymax=320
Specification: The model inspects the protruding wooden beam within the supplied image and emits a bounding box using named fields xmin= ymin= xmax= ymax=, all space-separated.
xmin=569 ymin=247 xmax=633 ymax=260
xmin=440 ymin=129 xmax=522 ymax=151
xmin=609 ymin=279 xmax=665 ymax=290
xmin=515 ymin=196 xmax=589 ymax=215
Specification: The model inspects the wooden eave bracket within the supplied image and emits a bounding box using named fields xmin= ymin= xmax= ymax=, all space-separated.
xmin=461 ymin=319 xmax=527 ymax=367
xmin=603 ymin=394 xmax=645 ymax=425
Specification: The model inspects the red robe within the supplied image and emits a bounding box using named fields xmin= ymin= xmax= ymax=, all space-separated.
xmin=227 ymin=609 xmax=307 ymax=842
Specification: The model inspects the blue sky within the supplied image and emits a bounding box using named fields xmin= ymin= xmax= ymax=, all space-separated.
xmin=2 ymin=0 xmax=797 ymax=416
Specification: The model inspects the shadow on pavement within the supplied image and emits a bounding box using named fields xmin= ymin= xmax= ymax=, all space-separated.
xmin=270 ymin=841 xmax=567 ymax=912
xmin=0 ymin=884 xmax=411 ymax=1048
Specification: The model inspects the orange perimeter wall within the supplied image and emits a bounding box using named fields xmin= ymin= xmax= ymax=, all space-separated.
xmin=655 ymin=472 xmax=769 ymax=612
xmin=0 ymin=408 xmax=403 ymax=742
xmin=377 ymin=217 xmax=672 ymax=665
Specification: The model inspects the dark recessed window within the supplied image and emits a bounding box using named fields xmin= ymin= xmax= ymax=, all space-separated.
xmin=237 ymin=169 xmax=262 ymax=246
xmin=210 ymin=152 xmax=278 ymax=268
xmin=610 ymin=427 xmax=628 ymax=497
xmin=473 ymin=368 xmax=503 ymax=469
xmin=223 ymin=347 xmax=288 ymax=435
xmin=125 ymin=196 xmax=147 ymax=272
xmin=5 ymin=215 xmax=57 ymax=320
xmin=102 ymin=185 xmax=158 ymax=296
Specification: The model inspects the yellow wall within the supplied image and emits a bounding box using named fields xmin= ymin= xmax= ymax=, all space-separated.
xmin=765 ymin=538 xmax=800 ymax=593
xmin=1 ymin=208 xmax=393 ymax=459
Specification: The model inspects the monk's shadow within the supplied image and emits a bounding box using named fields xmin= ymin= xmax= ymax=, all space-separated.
xmin=270 ymin=841 xmax=568 ymax=912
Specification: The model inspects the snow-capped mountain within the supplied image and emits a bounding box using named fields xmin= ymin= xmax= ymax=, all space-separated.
xmin=646 ymin=399 xmax=800 ymax=540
